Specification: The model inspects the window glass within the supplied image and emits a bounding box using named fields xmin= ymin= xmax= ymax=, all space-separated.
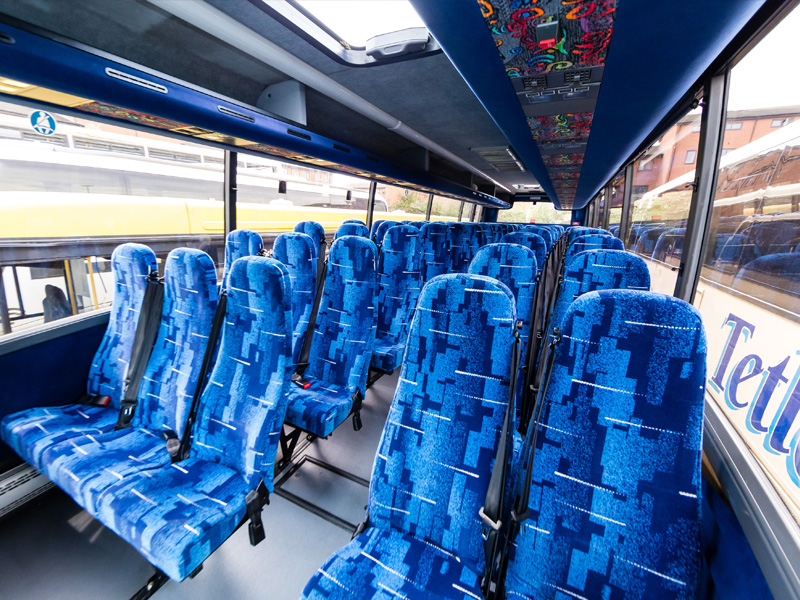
xmin=607 ymin=171 xmax=625 ymax=227
xmin=377 ymin=184 xmax=427 ymax=225
xmin=693 ymin=5 xmax=800 ymax=519
xmin=430 ymin=195 xmax=460 ymax=221
xmin=0 ymin=100 xmax=225 ymax=336
xmin=498 ymin=201 xmax=571 ymax=224
xmin=628 ymin=106 xmax=701 ymax=294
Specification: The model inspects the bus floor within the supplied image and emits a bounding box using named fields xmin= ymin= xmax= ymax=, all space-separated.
xmin=0 ymin=371 xmax=399 ymax=600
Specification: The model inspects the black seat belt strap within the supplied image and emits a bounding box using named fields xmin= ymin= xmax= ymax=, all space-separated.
xmin=116 ymin=271 xmax=164 ymax=429
xmin=178 ymin=292 xmax=227 ymax=460
xmin=480 ymin=322 xmax=521 ymax=594
xmin=293 ymin=252 xmax=327 ymax=385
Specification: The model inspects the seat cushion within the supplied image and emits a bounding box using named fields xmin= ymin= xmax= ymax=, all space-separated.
xmin=369 ymin=336 xmax=405 ymax=373
xmin=0 ymin=404 xmax=118 ymax=471
xmin=300 ymin=527 xmax=483 ymax=600
xmin=93 ymin=456 xmax=249 ymax=581
xmin=41 ymin=427 xmax=173 ymax=514
xmin=284 ymin=380 xmax=354 ymax=438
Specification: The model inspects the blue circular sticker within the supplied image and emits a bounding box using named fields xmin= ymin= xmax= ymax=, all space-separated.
xmin=30 ymin=110 xmax=56 ymax=136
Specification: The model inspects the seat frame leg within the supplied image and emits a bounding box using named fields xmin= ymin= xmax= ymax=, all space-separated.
xmin=129 ymin=569 xmax=168 ymax=600
xmin=278 ymin=426 xmax=304 ymax=470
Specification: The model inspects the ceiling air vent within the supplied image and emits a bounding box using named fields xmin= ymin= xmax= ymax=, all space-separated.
xmin=563 ymin=69 xmax=591 ymax=85
xmin=105 ymin=68 xmax=167 ymax=94
xmin=471 ymin=146 xmax=525 ymax=172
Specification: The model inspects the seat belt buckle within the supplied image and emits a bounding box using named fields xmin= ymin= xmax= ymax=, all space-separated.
xmin=246 ymin=480 xmax=269 ymax=546
xmin=89 ymin=395 xmax=111 ymax=407
xmin=510 ymin=508 xmax=530 ymax=524
xmin=478 ymin=506 xmax=502 ymax=539
xmin=116 ymin=399 xmax=137 ymax=429
xmin=291 ymin=373 xmax=312 ymax=389
xmin=160 ymin=430 xmax=180 ymax=461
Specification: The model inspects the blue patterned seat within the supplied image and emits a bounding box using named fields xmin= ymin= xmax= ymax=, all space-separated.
xmin=375 ymin=220 xmax=395 ymax=245
xmin=295 ymin=221 xmax=326 ymax=259
xmin=371 ymin=225 xmax=422 ymax=373
xmin=551 ymin=250 xmax=650 ymax=330
xmin=501 ymin=232 xmax=547 ymax=272
xmin=335 ymin=222 xmax=370 ymax=239
xmin=449 ymin=223 xmax=472 ymax=273
xmin=419 ymin=222 xmax=452 ymax=284
xmin=221 ymin=229 xmax=263 ymax=289
xmin=285 ymin=236 xmax=378 ymax=438
xmin=520 ymin=225 xmax=554 ymax=250
xmin=505 ymin=290 xmax=706 ymax=600
xmin=40 ymin=249 xmax=218 ymax=514
xmin=300 ymin=273 xmax=517 ymax=600
xmin=369 ymin=219 xmax=385 ymax=243
xmin=92 ymin=256 xmax=294 ymax=581
xmin=468 ymin=243 xmax=537 ymax=423
xmin=0 ymin=243 xmax=157 ymax=471
xmin=273 ymin=232 xmax=317 ymax=364
xmin=343 ymin=219 xmax=366 ymax=226
xmin=566 ymin=232 xmax=625 ymax=259
xmin=567 ymin=226 xmax=610 ymax=245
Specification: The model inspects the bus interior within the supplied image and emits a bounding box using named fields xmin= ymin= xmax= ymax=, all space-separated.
xmin=0 ymin=1 xmax=799 ymax=599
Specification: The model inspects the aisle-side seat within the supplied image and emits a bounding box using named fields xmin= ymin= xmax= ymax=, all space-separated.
xmin=566 ymin=232 xmax=624 ymax=258
xmin=551 ymin=249 xmax=650 ymax=329
xmin=369 ymin=219 xmax=385 ymax=243
xmin=520 ymin=225 xmax=554 ymax=250
xmin=299 ymin=273 xmax=517 ymax=600
xmin=567 ymin=226 xmax=611 ymax=245
xmin=40 ymin=248 xmax=218 ymax=514
xmin=419 ymin=222 xmax=451 ymax=283
xmin=285 ymin=236 xmax=378 ymax=438
xmin=335 ymin=222 xmax=370 ymax=239
xmin=449 ymin=223 xmax=472 ymax=273
xmin=0 ymin=243 xmax=157 ymax=471
xmin=273 ymin=232 xmax=317 ymax=364
xmin=374 ymin=220 xmax=394 ymax=245
xmin=370 ymin=225 xmax=421 ymax=373
xmin=504 ymin=290 xmax=706 ymax=600
xmin=294 ymin=221 xmax=326 ymax=259
xmin=92 ymin=256 xmax=294 ymax=582
xmin=501 ymin=231 xmax=547 ymax=272
xmin=221 ymin=229 xmax=263 ymax=289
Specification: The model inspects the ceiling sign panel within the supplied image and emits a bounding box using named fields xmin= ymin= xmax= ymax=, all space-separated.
xmin=479 ymin=0 xmax=619 ymax=207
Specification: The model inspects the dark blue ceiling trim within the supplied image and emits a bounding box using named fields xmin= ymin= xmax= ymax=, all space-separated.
xmin=0 ymin=21 xmax=507 ymax=208
xmin=410 ymin=0 xmax=559 ymax=207
xmin=576 ymin=0 xmax=768 ymax=207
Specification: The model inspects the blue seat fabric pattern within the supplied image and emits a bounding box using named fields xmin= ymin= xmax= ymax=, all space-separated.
xmin=419 ymin=222 xmax=451 ymax=284
xmin=504 ymin=290 xmax=707 ymax=600
xmin=552 ymin=250 xmax=651 ymax=330
xmin=375 ymin=220 xmax=394 ymax=245
xmin=222 ymin=229 xmax=263 ymax=289
xmin=300 ymin=273 xmax=517 ymax=600
xmin=273 ymin=232 xmax=317 ymax=364
xmin=520 ymin=225 xmax=553 ymax=250
xmin=40 ymin=249 xmax=218 ymax=514
xmin=92 ymin=256 xmax=294 ymax=581
xmin=567 ymin=227 xmax=611 ymax=245
xmin=501 ymin=232 xmax=547 ymax=272
xmin=335 ymin=223 xmax=370 ymax=239
xmin=370 ymin=219 xmax=385 ymax=243
xmin=0 ymin=243 xmax=157 ymax=471
xmin=371 ymin=225 xmax=422 ymax=373
xmin=567 ymin=233 xmax=625 ymax=258
xmin=285 ymin=236 xmax=378 ymax=437
xmin=294 ymin=221 xmax=326 ymax=258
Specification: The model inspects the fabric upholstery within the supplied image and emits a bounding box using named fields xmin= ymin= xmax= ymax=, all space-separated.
xmin=552 ymin=250 xmax=651 ymax=330
xmin=520 ymin=225 xmax=553 ymax=249
xmin=285 ymin=380 xmax=355 ymax=439
xmin=222 ymin=229 xmax=263 ymax=289
xmin=501 ymin=232 xmax=547 ymax=272
xmin=419 ymin=223 xmax=451 ymax=284
xmin=375 ymin=220 xmax=395 ymax=245
xmin=371 ymin=225 xmax=422 ymax=373
xmin=285 ymin=236 xmax=378 ymax=436
xmin=505 ymin=290 xmax=706 ymax=600
xmin=300 ymin=273 xmax=517 ymax=600
xmin=566 ymin=233 xmax=625 ymax=258
xmin=294 ymin=221 xmax=326 ymax=258
xmin=93 ymin=256 xmax=294 ymax=581
xmin=273 ymin=232 xmax=317 ymax=364
xmin=335 ymin=223 xmax=370 ymax=239
xmin=370 ymin=219 xmax=385 ymax=243
xmin=449 ymin=223 xmax=473 ymax=273
xmin=567 ymin=226 xmax=611 ymax=245
xmin=343 ymin=219 xmax=366 ymax=226
xmin=41 ymin=248 xmax=218 ymax=513
xmin=0 ymin=243 xmax=157 ymax=471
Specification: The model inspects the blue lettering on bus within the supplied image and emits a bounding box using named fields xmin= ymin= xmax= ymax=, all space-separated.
xmin=724 ymin=354 xmax=761 ymax=410
xmin=766 ymin=351 xmax=800 ymax=455
xmin=748 ymin=355 xmax=790 ymax=435
xmin=710 ymin=313 xmax=755 ymax=393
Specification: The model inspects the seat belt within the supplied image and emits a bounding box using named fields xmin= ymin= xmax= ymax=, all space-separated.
xmin=178 ymin=292 xmax=228 ymax=460
xmin=116 ymin=271 xmax=164 ymax=429
xmin=293 ymin=250 xmax=327 ymax=387
xmin=246 ymin=479 xmax=270 ymax=546
xmin=480 ymin=321 xmax=521 ymax=595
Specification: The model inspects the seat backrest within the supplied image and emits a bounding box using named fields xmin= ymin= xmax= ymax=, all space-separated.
xmin=305 ymin=236 xmax=378 ymax=394
xmin=419 ymin=222 xmax=451 ymax=283
xmin=368 ymin=273 xmax=516 ymax=575
xmin=335 ymin=222 xmax=369 ymax=239
xmin=369 ymin=219 xmax=385 ymax=243
xmin=566 ymin=233 xmax=624 ymax=258
xmin=551 ymin=249 xmax=650 ymax=329
xmin=222 ymin=229 xmax=263 ymax=289
xmin=502 ymin=231 xmax=547 ymax=270
xmin=567 ymin=226 xmax=610 ymax=245
xmin=189 ymin=256 xmax=293 ymax=492
xmin=376 ymin=225 xmax=422 ymax=347
xmin=375 ymin=220 xmax=394 ymax=245
xmin=273 ymin=232 xmax=317 ymax=364
xmin=521 ymin=225 xmax=553 ymax=249
xmin=294 ymin=221 xmax=326 ymax=258
xmin=133 ymin=248 xmax=218 ymax=437
xmin=342 ymin=219 xmax=366 ymax=226
xmin=468 ymin=243 xmax=538 ymax=415
xmin=505 ymin=290 xmax=706 ymax=600
xmin=87 ymin=243 xmax=157 ymax=407
xmin=449 ymin=223 xmax=472 ymax=273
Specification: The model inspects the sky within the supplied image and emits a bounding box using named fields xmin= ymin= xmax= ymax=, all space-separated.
xmin=727 ymin=5 xmax=800 ymax=110
xmin=295 ymin=0 xmax=425 ymax=47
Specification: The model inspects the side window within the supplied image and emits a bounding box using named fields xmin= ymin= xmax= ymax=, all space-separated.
xmin=430 ymin=195 xmax=461 ymax=221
